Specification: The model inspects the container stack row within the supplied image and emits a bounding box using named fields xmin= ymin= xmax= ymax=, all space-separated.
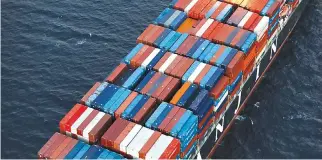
xmin=101 ymin=118 xmax=181 ymax=159
xmin=38 ymin=132 xmax=124 ymax=159
xmin=81 ymin=82 xmax=159 ymax=123
xmin=145 ymin=102 xmax=198 ymax=159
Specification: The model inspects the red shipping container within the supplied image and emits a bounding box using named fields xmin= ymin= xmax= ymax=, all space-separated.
xmin=243 ymin=13 xmax=260 ymax=30
xmin=43 ymin=133 xmax=67 ymax=158
xmin=115 ymin=92 xmax=138 ymax=118
xmin=160 ymin=139 xmax=181 ymax=159
xmin=248 ymin=0 xmax=268 ymax=13
xmin=214 ymin=24 xmax=235 ymax=44
xmin=243 ymin=58 xmax=255 ymax=81
xmin=137 ymin=24 xmax=155 ymax=43
xmin=130 ymin=45 xmax=149 ymax=67
xmin=199 ymin=0 xmax=217 ymax=19
xmin=77 ymin=109 xmax=100 ymax=136
xmin=55 ymin=139 xmax=78 ymax=159
xmin=209 ymin=45 xmax=227 ymax=65
xmin=210 ymin=75 xmax=230 ymax=99
xmin=153 ymin=52 xmax=171 ymax=71
xmin=226 ymin=51 xmax=244 ymax=80
xmin=165 ymin=56 xmax=183 ymax=75
xmin=190 ymin=19 xmax=207 ymax=35
xmin=209 ymin=23 xmax=224 ymax=41
xmin=176 ymin=36 xmax=197 ymax=55
xmin=173 ymin=58 xmax=195 ymax=78
xmin=114 ymin=122 xmax=136 ymax=152
xmin=38 ymin=132 xmax=62 ymax=158
xmin=132 ymin=97 xmax=157 ymax=123
xmin=266 ymin=1 xmax=281 ymax=17
xmin=148 ymin=27 xmax=165 ymax=46
xmin=139 ymin=131 xmax=162 ymax=159
xmin=210 ymin=2 xmax=227 ymax=19
xmin=189 ymin=0 xmax=212 ymax=19
xmin=141 ymin=72 xmax=162 ymax=95
xmin=201 ymin=21 xmax=219 ymax=40
xmin=227 ymin=7 xmax=248 ymax=26
xmin=158 ymin=105 xmax=180 ymax=132
xmin=106 ymin=63 xmax=128 ymax=83
xmin=134 ymin=46 xmax=155 ymax=68
xmin=101 ymin=118 xmax=130 ymax=149
xmin=174 ymin=0 xmax=193 ymax=11
xmin=158 ymin=78 xmax=181 ymax=101
xmin=152 ymin=77 xmax=173 ymax=98
xmin=80 ymin=82 xmax=101 ymax=104
xmin=88 ymin=114 xmax=113 ymax=144
xmin=249 ymin=16 xmax=262 ymax=32
xmin=230 ymin=29 xmax=247 ymax=48
xmin=59 ymin=104 xmax=87 ymax=133
xmin=164 ymin=108 xmax=186 ymax=133
xmin=169 ymin=57 xmax=186 ymax=78
xmin=244 ymin=44 xmax=257 ymax=69
xmin=49 ymin=137 xmax=73 ymax=159
xmin=144 ymin=25 xmax=161 ymax=45
xmin=194 ymin=64 xmax=212 ymax=85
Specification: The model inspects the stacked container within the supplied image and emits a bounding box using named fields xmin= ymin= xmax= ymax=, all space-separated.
xmin=182 ymin=61 xmax=224 ymax=90
xmin=153 ymin=52 xmax=195 ymax=79
xmin=154 ymin=8 xmax=187 ymax=30
xmin=59 ymin=104 xmax=113 ymax=144
xmin=102 ymin=65 xmax=145 ymax=90
xmin=38 ymin=132 xmax=124 ymax=159
xmin=134 ymin=70 xmax=181 ymax=102
xmin=261 ymin=0 xmax=282 ymax=37
xmin=101 ymin=118 xmax=180 ymax=159
xmin=145 ymin=102 xmax=198 ymax=158
xmin=123 ymin=44 xmax=166 ymax=70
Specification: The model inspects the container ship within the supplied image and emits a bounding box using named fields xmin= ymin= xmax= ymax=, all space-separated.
xmin=38 ymin=0 xmax=308 ymax=159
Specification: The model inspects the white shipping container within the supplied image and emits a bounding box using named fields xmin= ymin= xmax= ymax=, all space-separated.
xmin=126 ymin=127 xmax=154 ymax=158
xmin=142 ymin=48 xmax=160 ymax=68
xmin=188 ymin=62 xmax=206 ymax=83
xmin=196 ymin=19 xmax=214 ymax=37
xmin=238 ymin=11 xmax=253 ymax=28
xmin=70 ymin=107 xmax=92 ymax=135
xmin=146 ymin=135 xmax=173 ymax=159
xmin=159 ymin=54 xmax=177 ymax=73
xmin=120 ymin=124 xmax=142 ymax=153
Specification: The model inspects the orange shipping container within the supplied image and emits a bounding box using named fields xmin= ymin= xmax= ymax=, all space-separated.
xmin=210 ymin=76 xmax=230 ymax=99
xmin=177 ymin=18 xmax=197 ymax=33
xmin=226 ymin=51 xmax=245 ymax=80
xmin=137 ymin=24 xmax=155 ymax=43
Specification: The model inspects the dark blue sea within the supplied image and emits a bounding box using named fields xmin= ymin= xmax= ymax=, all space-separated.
xmin=2 ymin=0 xmax=321 ymax=158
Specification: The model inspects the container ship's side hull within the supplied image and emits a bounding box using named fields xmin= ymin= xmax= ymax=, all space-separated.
xmin=194 ymin=0 xmax=309 ymax=158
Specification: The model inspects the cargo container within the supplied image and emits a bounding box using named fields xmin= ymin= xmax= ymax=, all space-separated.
xmin=40 ymin=0 xmax=307 ymax=158
xmin=135 ymin=71 xmax=180 ymax=101
xmin=59 ymin=104 xmax=113 ymax=144
xmin=145 ymin=102 xmax=198 ymax=153
xmin=155 ymin=8 xmax=187 ymax=30
xmin=38 ymin=132 xmax=124 ymax=159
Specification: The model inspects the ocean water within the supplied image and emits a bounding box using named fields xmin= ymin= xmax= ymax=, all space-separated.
xmin=1 ymin=0 xmax=321 ymax=159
